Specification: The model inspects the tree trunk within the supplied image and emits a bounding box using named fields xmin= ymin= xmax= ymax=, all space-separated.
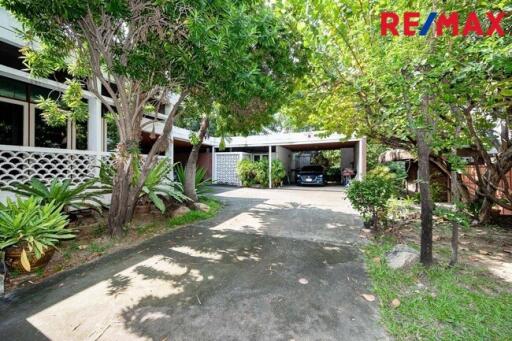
xmin=417 ymin=126 xmax=433 ymax=266
xmin=108 ymin=150 xmax=134 ymax=236
xmin=478 ymin=197 xmax=493 ymax=223
xmin=184 ymin=116 xmax=209 ymax=202
xmin=449 ymin=140 xmax=460 ymax=266
xmin=477 ymin=167 xmax=501 ymax=223
xmin=449 ymin=221 xmax=459 ymax=267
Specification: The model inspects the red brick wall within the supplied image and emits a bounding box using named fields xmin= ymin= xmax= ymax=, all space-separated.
xmin=462 ymin=166 xmax=511 ymax=215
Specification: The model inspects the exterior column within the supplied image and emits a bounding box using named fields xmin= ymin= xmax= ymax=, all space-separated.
xmin=165 ymin=103 xmax=174 ymax=180
xmin=268 ymin=145 xmax=272 ymax=189
xmin=87 ymin=95 xmax=103 ymax=177
xmin=357 ymin=138 xmax=367 ymax=180
xmin=212 ymin=147 xmax=216 ymax=183
xmin=87 ymin=96 xmax=102 ymax=152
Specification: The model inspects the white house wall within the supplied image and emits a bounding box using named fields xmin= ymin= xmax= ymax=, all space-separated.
xmin=340 ymin=148 xmax=354 ymax=170
xmin=276 ymin=146 xmax=292 ymax=172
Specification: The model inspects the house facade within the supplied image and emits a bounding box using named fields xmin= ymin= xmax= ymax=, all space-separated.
xmin=0 ymin=8 xmax=366 ymax=200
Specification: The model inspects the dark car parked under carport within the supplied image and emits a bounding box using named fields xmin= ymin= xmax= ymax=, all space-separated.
xmin=296 ymin=165 xmax=326 ymax=186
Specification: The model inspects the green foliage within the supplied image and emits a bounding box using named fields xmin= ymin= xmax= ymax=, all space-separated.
xmin=369 ymin=165 xmax=405 ymax=193
xmin=387 ymin=197 xmax=416 ymax=222
xmin=347 ymin=171 xmax=397 ymax=228
xmin=35 ymin=79 xmax=88 ymax=127
xmin=139 ymin=158 xmax=188 ymax=213
xmin=168 ymin=198 xmax=221 ymax=227
xmin=367 ymin=142 xmax=388 ymax=172
xmin=237 ymin=159 xmax=259 ymax=187
xmin=98 ymin=158 xmax=187 ymax=212
xmin=236 ymin=159 xmax=286 ymax=187
xmin=434 ymin=205 xmax=471 ymax=230
xmin=364 ymin=241 xmax=512 ymax=340
xmin=270 ymin=160 xmax=287 ymax=187
xmin=282 ymin=0 xmax=512 ymax=213
xmin=0 ymin=197 xmax=73 ymax=258
xmin=174 ymin=163 xmax=212 ymax=201
xmin=6 ymin=177 xmax=106 ymax=213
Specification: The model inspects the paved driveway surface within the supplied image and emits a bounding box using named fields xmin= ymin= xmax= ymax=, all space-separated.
xmin=0 ymin=186 xmax=387 ymax=340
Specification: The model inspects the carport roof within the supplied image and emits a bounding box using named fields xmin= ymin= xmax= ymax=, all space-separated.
xmin=220 ymin=131 xmax=362 ymax=149
xmin=147 ymin=120 xmax=364 ymax=149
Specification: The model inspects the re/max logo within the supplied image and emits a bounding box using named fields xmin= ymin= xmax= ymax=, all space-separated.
xmin=380 ymin=12 xmax=507 ymax=36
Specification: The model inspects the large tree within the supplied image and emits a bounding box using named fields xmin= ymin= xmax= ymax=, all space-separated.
xmin=2 ymin=0 xmax=304 ymax=234
xmin=175 ymin=6 xmax=307 ymax=201
xmin=280 ymin=0 xmax=511 ymax=264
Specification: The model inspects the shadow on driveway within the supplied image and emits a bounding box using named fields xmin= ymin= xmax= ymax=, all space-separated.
xmin=0 ymin=191 xmax=387 ymax=340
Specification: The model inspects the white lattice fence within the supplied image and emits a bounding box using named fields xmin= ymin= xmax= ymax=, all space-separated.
xmin=214 ymin=152 xmax=250 ymax=186
xmin=0 ymin=145 xmax=109 ymax=188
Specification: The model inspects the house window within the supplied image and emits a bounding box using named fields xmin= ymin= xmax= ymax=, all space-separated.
xmin=33 ymin=108 xmax=68 ymax=149
xmin=253 ymin=154 xmax=268 ymax=161
xmin=105 ymin=118 xmax=119 ymax=151
xmin=75 ymin=120 xmax=88 ymax=150
xmin=0 ymin=100 xmax=25 ymax=145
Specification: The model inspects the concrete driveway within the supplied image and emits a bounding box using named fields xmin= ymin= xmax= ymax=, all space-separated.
xmin=0 ymin=186 xmax=387 ymax=340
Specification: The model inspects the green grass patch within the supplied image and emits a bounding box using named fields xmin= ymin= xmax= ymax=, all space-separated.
xmin=168 ymin=197 xmax=222 ymax=228
xmin=87 ymin=241 xmax=112 ymax=254
xmin=365 ymin=240 xmax=512 ymax=340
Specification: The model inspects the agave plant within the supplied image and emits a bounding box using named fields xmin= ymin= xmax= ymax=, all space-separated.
xmin=139 ymin=158 xmax=188 ymax=212
xmin=0 ymin=197 xmax=74 ymax=271
xmin=98 ymin=158 xmax=188 ymax=213
xmin=6 ymin=177 xmax=106 ymax=213
xmin=174 ymin=164 xmax=212 ymax=200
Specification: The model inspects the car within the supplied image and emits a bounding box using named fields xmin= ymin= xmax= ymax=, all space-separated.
xmin=296 ymin=165 xmax=326 ymax=186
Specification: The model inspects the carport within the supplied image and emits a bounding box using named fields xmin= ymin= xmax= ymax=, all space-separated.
xmin=211 ymin=132 xmax=367 ymax=188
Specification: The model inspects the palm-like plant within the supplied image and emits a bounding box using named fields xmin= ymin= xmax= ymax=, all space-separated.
xmin=6 ymin=177 xmax=106 ymax=213
xmin=139 ymin=158 xmax=188 ymax=212
xmin=174 ymin=164 xmax=212 ymax=200
xmin=98 ymin=158 xmax=188 ymax=213
xmin=0 ymin=197 xmax=74 ymax=271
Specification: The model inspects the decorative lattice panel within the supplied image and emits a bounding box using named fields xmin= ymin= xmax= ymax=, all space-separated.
xmin=215 ymin=153 xmax=242 ymax=186
xmin=0 ymin=148 xmax=101 ymax=188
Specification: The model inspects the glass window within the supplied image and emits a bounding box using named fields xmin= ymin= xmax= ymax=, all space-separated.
xmin=106 ymin=118 xmax=119 ymax=151
xmin=75 ymin=120 xmax=88 ymax=150
xmin=34 ymin=108 xmax=67 ymax=148
xmin=0 ymin=76 xmax=26 ymax=101
xmin=0 ymin=101 xmax=24 ymax=145
xmin=30 ymin=85 xmax=60 ymax=102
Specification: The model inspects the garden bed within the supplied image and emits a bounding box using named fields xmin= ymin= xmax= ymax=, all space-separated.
xmin=3 ymin=197 xmax=221 ymax=293
xmin=362 ymin=210 xmax=512 ymax=339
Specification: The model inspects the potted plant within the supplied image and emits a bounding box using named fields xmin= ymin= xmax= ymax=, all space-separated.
xmin=0 ymin=197 xmax=74 ymax=272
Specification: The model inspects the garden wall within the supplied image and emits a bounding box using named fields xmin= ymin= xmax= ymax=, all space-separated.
xmin=462 ymin=165 xmax=512 ymax=215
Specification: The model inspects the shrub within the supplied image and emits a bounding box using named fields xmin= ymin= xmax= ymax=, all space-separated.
xmin=347 ymin=172 xmax=396 ymax=229
xmin=236 ymin=159 xmax=258 ymax=187
xmin=0 ymin=197 xmax=74 ymax=271
xmin=7 ymin=177 xmax=106 ymax=213
xmin=254 ymin=160 xmax=269 ymax=187
xmin=98 ymin=158 xmax=187 ymax=213
xmin=236 ymin=159 xmax=286 ymax=187
xmin=270 ymin=160 xmax=286 ymax=187
xmin=387 ymin=197 xmax=416 ymax=222
xmin=140 ymin=159 xmax=188 ymax=212
xmin=174 ymin=163 xmax=212 ymax=200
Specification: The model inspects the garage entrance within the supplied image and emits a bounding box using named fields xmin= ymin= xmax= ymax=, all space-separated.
xmin=211 ymin=135 xmax=367 ymax=188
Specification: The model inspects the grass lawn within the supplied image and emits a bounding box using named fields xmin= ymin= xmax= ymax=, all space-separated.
xmin=364 ymin=239 xmax=512 ymax=340
xmin=168 ymin=197 xmax=222 ymax=227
